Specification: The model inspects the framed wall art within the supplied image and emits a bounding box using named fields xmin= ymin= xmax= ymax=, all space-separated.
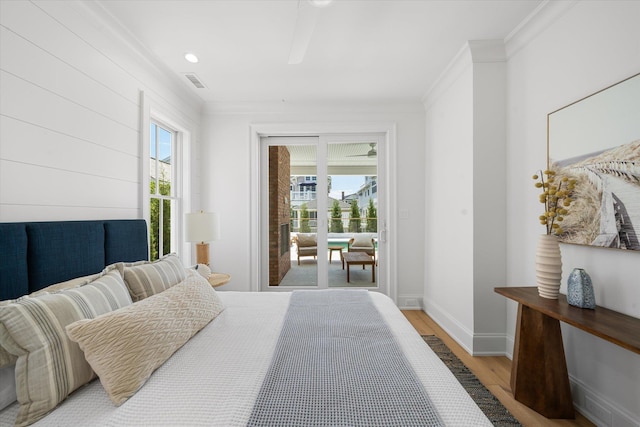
xmin=548 ymin=73 xmax=640 ymax=251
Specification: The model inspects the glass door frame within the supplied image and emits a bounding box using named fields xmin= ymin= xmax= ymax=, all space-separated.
xmin=257 ymin=132 xmax=388 ymax=295
xmin=249 ymin=122 xmax=397 ymax=302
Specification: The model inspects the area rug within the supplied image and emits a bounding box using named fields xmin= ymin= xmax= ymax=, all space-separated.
xmin=422 ymin=335 xmax=523 ymax=427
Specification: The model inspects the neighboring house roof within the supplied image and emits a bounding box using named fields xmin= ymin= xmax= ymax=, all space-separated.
xmin=299 ymin=197 xmax=351 ymax=210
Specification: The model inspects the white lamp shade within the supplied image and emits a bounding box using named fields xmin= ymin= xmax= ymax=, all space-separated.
xmin=185 ymin=212 xmax=220 ymax=243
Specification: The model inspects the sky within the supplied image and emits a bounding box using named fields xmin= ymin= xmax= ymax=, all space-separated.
xmin=329 ymin=175 xmax=365 ymax=200
xmin=150 ymin=123 xmax=172 ymax=161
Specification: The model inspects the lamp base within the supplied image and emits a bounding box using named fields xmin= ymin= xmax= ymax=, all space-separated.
xmin=195 ymin=242 xmax=210 ymax=266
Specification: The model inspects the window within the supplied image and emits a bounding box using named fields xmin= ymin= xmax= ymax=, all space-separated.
xmin=149 ymin=122 xmax=178 ymax=261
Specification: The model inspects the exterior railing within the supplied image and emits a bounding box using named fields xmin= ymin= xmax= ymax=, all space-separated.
xmin=291 ymin=217 xmax=377 ymax=233
xmin=290 ymin=191 xmax=316 ymax=201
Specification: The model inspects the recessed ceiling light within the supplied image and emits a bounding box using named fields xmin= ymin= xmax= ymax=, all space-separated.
xmin=184 ymin=53 xmax=199 ymax=64
xmin=308 ymin=0 xmax=333 ymax=8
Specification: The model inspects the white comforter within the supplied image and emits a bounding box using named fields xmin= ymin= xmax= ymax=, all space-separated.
xmin=1 ymin=291 xmax=491 ymax=426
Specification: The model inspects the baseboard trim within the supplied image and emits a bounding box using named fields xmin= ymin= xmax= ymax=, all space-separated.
xmin=472 ymin=333 xmax=510 ymax=356
xmin=421 ymin=303 xmax=637 ymax=426
xmin=422 ymin=299 xmax=474 ymax=354
xmin=570 ymin=376 xmax=639 ymax=427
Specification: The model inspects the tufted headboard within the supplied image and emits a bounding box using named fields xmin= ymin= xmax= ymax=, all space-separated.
xmin=0 ymin=219 xmax=148 ymax=300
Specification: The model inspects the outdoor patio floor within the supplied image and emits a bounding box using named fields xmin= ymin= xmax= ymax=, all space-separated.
xmin=277 ymin=247 xmax=377 ymax=288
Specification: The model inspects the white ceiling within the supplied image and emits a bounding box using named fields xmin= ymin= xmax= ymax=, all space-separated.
xmin=96 ymin=0 xmax=543 ymax=105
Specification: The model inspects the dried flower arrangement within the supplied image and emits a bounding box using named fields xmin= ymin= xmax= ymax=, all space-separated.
xmin=533 ymin=169 xmax=577 ymax=235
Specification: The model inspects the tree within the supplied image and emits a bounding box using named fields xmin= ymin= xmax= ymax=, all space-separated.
xmin=348 ymin=200 xmax=361 ymax=233
xmin=330 ymin=200 xmax=344 ymax=233
xmin=366 ymin=198 xmax=377 ymax=232
xmin=299 ymin=203 xmax=311 ymax=232
xmin=149 ymin=179 xmax=171 ymax=261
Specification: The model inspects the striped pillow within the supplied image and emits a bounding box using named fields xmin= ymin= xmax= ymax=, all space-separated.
xmin=0 ymin=270 xmax=103 ymax=370
xmin=0 ymin=269 xmax=132 ymax=427
xmin=119 ymin=253 xmax=186 ymax=302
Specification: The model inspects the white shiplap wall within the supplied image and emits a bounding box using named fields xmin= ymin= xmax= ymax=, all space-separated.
xmin=0 ymin=0 xmax=202 ymax=222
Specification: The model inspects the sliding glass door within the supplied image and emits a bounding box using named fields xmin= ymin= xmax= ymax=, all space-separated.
xmin=261 ymin=134 xmax=385 ymax=292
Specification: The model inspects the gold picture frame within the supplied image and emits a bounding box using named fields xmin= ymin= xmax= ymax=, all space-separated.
xmin=547 ymin=73 xmax=640 ymax=250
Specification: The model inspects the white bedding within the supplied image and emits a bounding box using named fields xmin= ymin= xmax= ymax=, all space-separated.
xmin=0 ymin=291 xmax=491 ymax=426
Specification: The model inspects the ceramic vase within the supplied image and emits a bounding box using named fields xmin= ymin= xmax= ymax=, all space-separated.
xmin=567 ymin=268 xmax=596 ymax=309
xmin=536 ymin=234 xmax=562 ymax=299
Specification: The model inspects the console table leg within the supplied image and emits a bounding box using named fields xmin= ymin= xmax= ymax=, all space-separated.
xmin=511 ymin=304 xmax=575 ymax=419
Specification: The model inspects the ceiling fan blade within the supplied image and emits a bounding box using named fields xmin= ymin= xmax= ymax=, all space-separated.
xmin=347 ymin=152 xmax=376 ymax=158
xmin=346 ymin=143 xmax=377 ymax=157
xmin=288 ymin=1 xmax=319 ymax=65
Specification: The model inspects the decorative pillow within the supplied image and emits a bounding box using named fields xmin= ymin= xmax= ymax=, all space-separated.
xmin=0 ymin=267 xmax=111 ymax=369
xmin=352 ymin=234 xmax=374 ymax=248
xmin=0 ymin=269 xmax=132 ymax=427
xmin=118 ymin=253 xmax=186 ymax=302
xmin=0 ymin=304 xmax=17 ymax=369
xmin=66 ymin=272 xmax=225 ymax=406
xmin=29 ymin=270 xmax=104 ymax=297
xmin=296 ymin=233 xmax=316 ymax=247
xmin=194 ymin=263 xmax=212 ymax=279
xmin=0 ymin=363 xmax=16 ymax=411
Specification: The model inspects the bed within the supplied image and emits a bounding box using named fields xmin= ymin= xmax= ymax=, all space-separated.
xmin=0 ymin=219 xmax=492 ymax=426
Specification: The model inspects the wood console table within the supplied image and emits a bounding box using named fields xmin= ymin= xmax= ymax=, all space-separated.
xmin=494 ymin=286 xmax=640 ymax=419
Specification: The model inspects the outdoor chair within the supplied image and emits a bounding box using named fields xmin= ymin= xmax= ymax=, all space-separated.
xmin=294 ymin=233 xmax=317 ymax=265
xmin=347 ymin=234 xmax=376 ymax=264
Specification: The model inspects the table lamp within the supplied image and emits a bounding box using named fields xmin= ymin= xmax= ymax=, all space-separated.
xmin=185 ymin=211 xmax=220 ymax=266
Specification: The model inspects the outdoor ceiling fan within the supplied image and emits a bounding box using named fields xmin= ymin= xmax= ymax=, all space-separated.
xmin=348 ymin=143 xmax=377 ymax=158
xmin=288 ymin=0 xmax=333 ymax=65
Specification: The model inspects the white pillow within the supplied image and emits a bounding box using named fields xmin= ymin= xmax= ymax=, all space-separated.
xmin=352 ymin=234 xmax=373 ymax=247
xmin=66 ymin=272 xmax=224 ymax=406
xmin=194 ymin=263 xmax=212 ymax=279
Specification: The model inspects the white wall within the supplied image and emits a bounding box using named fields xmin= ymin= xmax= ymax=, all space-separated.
xmin=200 ymin=103 xmax=426 ymax=305
xmin=423 ymin=41 xmax=508 ymax=355
xmin=424 ymin=59 xmax=476 ymax=349
xmin=0 ymin=1 xmax=202 ymax=223
xmin=506 ymin=1 xmax=640 ymax=425
xmin=424 ymin=1 xmax=640 ymax=424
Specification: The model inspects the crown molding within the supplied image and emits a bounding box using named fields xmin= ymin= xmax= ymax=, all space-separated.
xmin=75 ymin=0 xmax=204 ymax=110
xmin=505 ymin=0 xmax=579 ymax=59
xmin=468 ymin=40 xmax=507 ymax=63
xmin=422 ymin=40 xmax=505 ymax=109
xmin=423 ymin=0 xmax=579 ymax=108
xmin=203 ymin=100 xmax=425 ymax=116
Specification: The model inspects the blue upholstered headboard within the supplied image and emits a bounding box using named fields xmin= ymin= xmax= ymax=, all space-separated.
xmin=0 ymin=219 xmax=148 ymax=300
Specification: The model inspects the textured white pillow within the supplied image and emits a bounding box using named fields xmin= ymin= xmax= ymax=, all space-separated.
xmin=66 ymin=272 xmax=224 ymax=406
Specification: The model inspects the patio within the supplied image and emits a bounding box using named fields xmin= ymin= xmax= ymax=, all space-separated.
xmin=277 ymin=241 xmax=377 ymax=288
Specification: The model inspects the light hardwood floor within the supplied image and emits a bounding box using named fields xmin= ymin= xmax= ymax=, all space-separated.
xmin=402 ymin=309 xmax=596 ymax=427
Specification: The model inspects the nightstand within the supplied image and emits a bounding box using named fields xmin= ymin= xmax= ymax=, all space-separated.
xmin=208 ymin=272 xmax=231 ymax=288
